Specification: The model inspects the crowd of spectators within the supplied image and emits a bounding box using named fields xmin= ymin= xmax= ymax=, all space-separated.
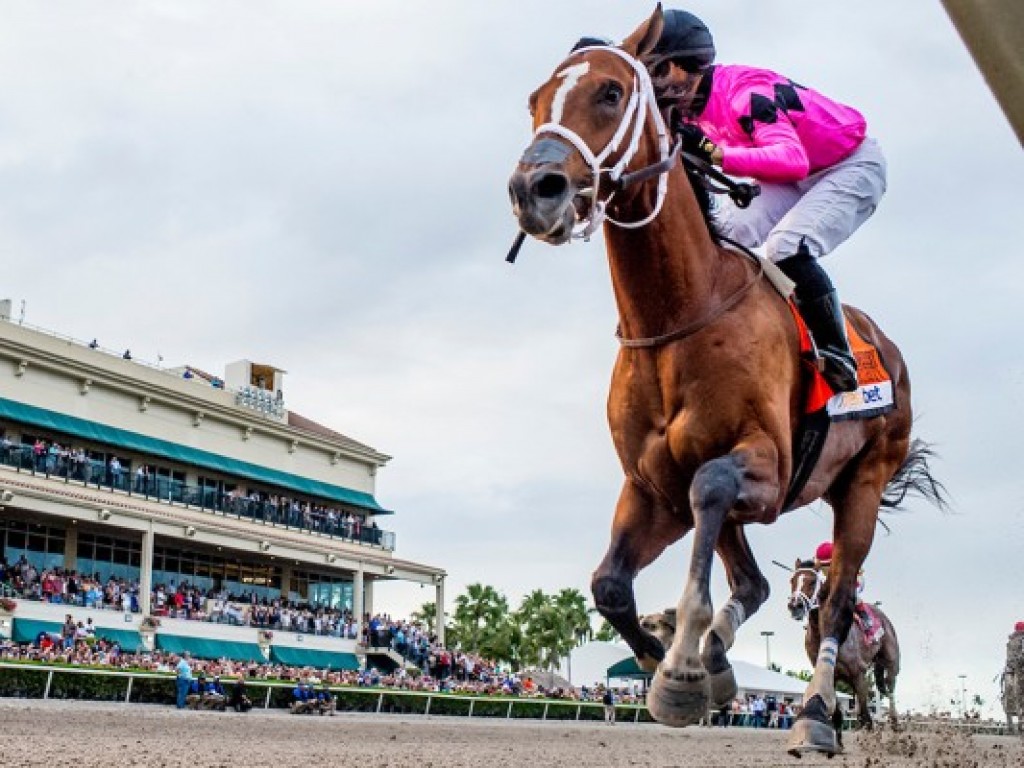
xmin=0 ymin=631 xmax=623 ymax=702
xmin=712 ymin=693 xmax=798 ymax=728
xmin=1 ymin=558 xmax=358 ymax=637
xmin=0 ymin=558 xmax=139 ymax=613
xmin=0 ymin=433 xmax=388 ymax=548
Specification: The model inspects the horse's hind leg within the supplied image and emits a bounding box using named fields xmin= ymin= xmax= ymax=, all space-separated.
xmin=701 ymin=522 xmax=770 ymax=707
xmin=789 ymin=449 xmax=899 ymax=757
xmin=592 ymin=481 xmax=689 ymax=670
xmin=648 ymin=444 xmax=780 ymax=728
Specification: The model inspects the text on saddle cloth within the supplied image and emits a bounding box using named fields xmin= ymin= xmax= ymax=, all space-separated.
xmin=826 ymin=321 xmax=895 ymax=421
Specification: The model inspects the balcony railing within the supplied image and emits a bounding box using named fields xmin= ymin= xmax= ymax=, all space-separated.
xmin=0 ymin=443 xmax=395 ymax=551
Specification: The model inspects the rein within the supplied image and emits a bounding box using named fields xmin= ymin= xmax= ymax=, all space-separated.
xmin=617 ymin=248 xmax=764 ymax=348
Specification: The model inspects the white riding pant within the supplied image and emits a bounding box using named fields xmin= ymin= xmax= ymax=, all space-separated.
xmin=717 ymin=138 xmax=887 ymax=262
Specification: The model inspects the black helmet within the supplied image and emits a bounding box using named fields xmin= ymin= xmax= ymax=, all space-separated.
xmin=650 ymin=10 xmax=715 ymax=72
xmin=570 ymin=35 xmax=613 ymax=53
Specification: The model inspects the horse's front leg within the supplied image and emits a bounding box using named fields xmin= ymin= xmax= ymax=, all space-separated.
xmin=647 ymin=444 xmax=779 ymax=727
xmin=591 ymin=480 xmax=689 ymax=670
xmin=701 ymin=522 xmax=771 ymax=708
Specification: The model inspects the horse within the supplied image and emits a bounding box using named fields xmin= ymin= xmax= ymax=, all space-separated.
xmin=506 ymin=5 xmax=944 ymax=757
xmin=787 ymin=560 xmax=900 ymax=746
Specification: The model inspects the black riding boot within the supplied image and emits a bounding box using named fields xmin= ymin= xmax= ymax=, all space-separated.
xmin=777 ymin=248 xmax=858 ymax=393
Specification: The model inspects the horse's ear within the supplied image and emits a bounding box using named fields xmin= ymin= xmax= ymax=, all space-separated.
xmin=794 ymin=558 xmax=801 ymax=569
xmin=622 ymin=3 xmax=665 ymax=59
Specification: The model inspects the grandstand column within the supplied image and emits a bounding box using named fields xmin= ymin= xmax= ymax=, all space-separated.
xmin=280 ymin=564 xmax=292 ymax=600
xmin=363 ymin=578 xmax=374 ymax=616
xmin=63 ymin=525 xmax=78 ymax=571
xmin=353 ymin=568 xmax=364 ymax=640
xmin=435 ymin=576 xmax=445 ymax=646
xmin=139 ymin=521 xmax=154 ymax=617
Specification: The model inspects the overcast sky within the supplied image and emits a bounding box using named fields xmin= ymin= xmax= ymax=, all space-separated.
xmin=1 ymin=2 xmax=1021 ymax=715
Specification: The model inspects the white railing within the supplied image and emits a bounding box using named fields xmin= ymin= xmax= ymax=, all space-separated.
xmin=0 ymin=661 xmax=647 ymax=721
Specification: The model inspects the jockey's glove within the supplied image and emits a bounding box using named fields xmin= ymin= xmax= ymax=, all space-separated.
xmin=679 ymin=123 xmax=720 ymax=165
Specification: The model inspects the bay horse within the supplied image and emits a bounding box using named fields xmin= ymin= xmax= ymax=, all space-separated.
xmin=506 ymin=5 xmax=943 ymax=757
xmin=788 ymin=561 xmax=900 ymax=746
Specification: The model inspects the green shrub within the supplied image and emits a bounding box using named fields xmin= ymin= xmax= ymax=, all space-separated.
xmin=0 ymin=664 xmax=659 ymax=722
xmin=129 ymin=676 xmax=176 ymax=705
xmin=544 ymin=702 xmax=580 ymax=721
xmin=509 ymin=700 xmax=546 ymax=719
xmin=379 ymin=692 xmax=428 ymax=715
xmin=334 ymin=688 xmax=382 ymax=713
xmin=467 ymin=698 xmax=510 ymax=718
xmin=50 ymin=671 xmax=128 ymax=701
xmin=0 ymin=666 xmax=47 ymax=698
xmin=426 ymin=696 xmax=472 ymax=717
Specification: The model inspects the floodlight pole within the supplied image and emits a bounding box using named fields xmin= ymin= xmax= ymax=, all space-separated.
xmin=761 ymin=630 xmax=775 ymax=669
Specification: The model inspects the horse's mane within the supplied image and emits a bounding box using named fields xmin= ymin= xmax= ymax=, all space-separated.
xmin=796 ymin=559 xmax=816 ymax=570
xmin=682 ymin=163 xmax=722 ymax=243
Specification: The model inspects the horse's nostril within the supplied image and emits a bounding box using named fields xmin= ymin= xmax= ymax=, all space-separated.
xmin=533 ymin=172 xmax=569 ymax=201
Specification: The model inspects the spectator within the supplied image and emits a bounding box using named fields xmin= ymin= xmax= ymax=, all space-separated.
xmin=231 ymin=672 xmax=254 ymax=713
xmin=122 ymin=350 xmax=131 ymax=360
xmin=88 ymin=339 xmax=99 ymax=349
xmin=175 ymin=652 xmax=193 ymax=709
xmin=291 ymin=681 xmax=315 ymax=715
xmin=602 ymin=687 xmax=616 ymax=725
xmin=316 ymin=681 xmax=336 ymax=716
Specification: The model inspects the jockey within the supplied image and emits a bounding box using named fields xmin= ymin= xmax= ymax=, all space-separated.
xmin=640 ymin=9 xmax=887 ymax=393
xmin=814 ymin=541 xmax=873 ymax=633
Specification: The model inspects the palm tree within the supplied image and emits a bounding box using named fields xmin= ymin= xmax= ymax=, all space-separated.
xmin=411 ymin=601 xmax=437 ymax=630
xmin=554 ymin=588 xmax=592 ymax=683
xmin=451 ymin=583 xmax=509 ymax=654
xmin=594 ymin=620 xmax=621 ymax=643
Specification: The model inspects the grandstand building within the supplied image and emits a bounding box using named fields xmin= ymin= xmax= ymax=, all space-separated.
xmin=0 ymin=305 xmax=444 ymax=669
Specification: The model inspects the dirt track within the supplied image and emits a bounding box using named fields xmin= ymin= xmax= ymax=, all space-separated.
xmin=0 ymin=699 xmax=1019 ymax=768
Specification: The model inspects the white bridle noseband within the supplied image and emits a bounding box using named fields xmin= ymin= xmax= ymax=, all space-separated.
xmin=532 ymin=45 xmax=671 ymax=240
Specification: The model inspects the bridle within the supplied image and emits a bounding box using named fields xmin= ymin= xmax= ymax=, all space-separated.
xmin=507 ymin=45 xmax=759 ymax=266
xmin=789 ymin=567 xmax=822 ymax=617
xmin=533 ymin=44 xmax=675 ymax=240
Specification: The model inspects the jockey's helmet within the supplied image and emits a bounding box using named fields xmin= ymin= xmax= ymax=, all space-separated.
xmin=570 ymin=36 xmax=613 ymax=53
xmin=649 ymin=9 xmax=716 ymax=73
xmin=814 ymin=541 xmax=834 ymax=566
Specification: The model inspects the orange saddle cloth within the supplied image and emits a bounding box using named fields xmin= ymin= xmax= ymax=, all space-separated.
xmin=788 ymin=302 xmax=895 ymax=420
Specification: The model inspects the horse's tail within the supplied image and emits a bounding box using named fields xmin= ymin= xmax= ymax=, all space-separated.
xmin=880 ymin=438 xmax=949 ymax=511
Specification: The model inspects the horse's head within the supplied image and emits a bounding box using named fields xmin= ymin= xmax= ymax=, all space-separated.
xmin=508 ymin=5 xmax=670 ymax=245
xmin=787 ymin=559 xmax=821 ymax=622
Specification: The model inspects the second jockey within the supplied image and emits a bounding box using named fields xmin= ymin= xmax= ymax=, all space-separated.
xmin=813 ymin=541 xmax=875 ymax=636
xmin=640 ymin=9 xmax=887 ymax=393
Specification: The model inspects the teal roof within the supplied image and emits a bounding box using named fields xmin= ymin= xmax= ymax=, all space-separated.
xmin=13 ymin=618 xmax=62 ymax=644
xmin=93 ymin=626 xmax=145 ymax=653
xmin=0 ymin=396 xmax=388 ymax=514
xmin=156 ymin=634 xmax=265 ymax=662
xmin=606 ymin=656 xmax=653 ymax=680
xmin=270 ymin=645 xmax=360 ymax=671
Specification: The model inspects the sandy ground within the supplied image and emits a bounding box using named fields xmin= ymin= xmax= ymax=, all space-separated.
xmin=0 ymin=699 xmax=1019 ymax=768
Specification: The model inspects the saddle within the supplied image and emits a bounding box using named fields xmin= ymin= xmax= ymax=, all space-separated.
xmin=854 ymin=603 xmax=885 ymax=645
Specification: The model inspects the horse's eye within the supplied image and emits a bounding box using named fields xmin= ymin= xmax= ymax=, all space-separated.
xmin=603 ymin=84 xmax=623 ymax=106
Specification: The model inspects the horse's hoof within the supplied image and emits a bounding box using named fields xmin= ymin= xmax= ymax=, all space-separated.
xmin=646 ymin=668 xmax=709 ymax=728
xmin=708 ymin=665 xmax=737 ymax=708
xmin=787 ymin=715 xmax=840 ymax=758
